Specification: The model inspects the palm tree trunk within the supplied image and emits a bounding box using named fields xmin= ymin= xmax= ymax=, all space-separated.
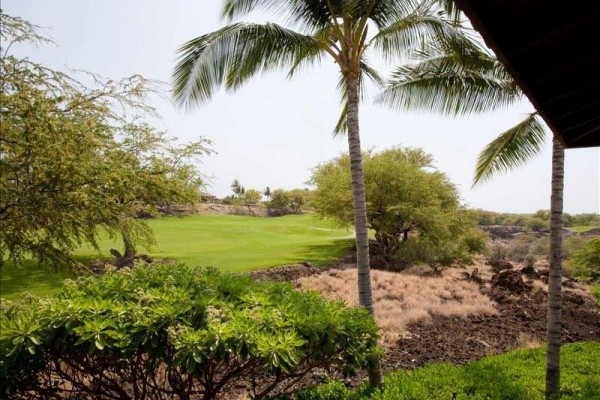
xmin=546 ymin=136 xmax=564 ymax=399
xmin=346 ymin=71 xmax=374 ymax=313
xmin=346 ymin=71 xmax=382 ymax=387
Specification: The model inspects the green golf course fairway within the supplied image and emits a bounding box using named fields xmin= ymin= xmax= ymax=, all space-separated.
xmin=1 ymin=214 xmax=354 ymax=300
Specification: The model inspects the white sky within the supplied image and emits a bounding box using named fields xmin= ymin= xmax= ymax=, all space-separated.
xmin=5 ymin=0 xmax=599 ymax=214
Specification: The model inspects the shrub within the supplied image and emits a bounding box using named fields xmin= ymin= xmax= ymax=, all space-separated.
xmin=311 ymin=148 xmax=479 ymax=265
xmin=506 ymin=239 xmax=531 ymax=262
xmin=565 ymin=238 xmax=600 ymax=280
xmin=487 ymin=241 xmax=509 ymax=262
xmin=0 ymin=264 xmax=379 ymax=399
xmin=394 ymin=236 xmax=475 ymax=267
xmin=563 ymin=236 xmax=590 ymax=259
xmin=593 ymin=286 xmax=600 ymax=306
xmin=526 ymin=217 xmax=548 ymax=232
xmin=267 ymin=189 xmax=311 ymax=215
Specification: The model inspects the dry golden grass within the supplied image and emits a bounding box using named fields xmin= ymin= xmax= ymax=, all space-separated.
xmin=297 ymin=268 xmax=497 ymax=342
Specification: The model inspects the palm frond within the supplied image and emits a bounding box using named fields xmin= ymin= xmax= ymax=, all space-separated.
xmin=377 ymin=40 xmax=521 ymax=115
xmin=172 ymin=23 xmax=322 ymax=109
xmin=370 ymin=1 xmax=475 ymax=61
xmin=221 ymin=0 xmax=341 ymax=31
xmin=365 ymin=0 xmax=423 ymax=28
xmin=333 ymin=61 xmax=383 ymax=136
xmin=334 ymin=102 xmax=348 ymax=136
xmin=378 ymin=67 xmax=520 ymax=115
xmin=473 ymin=113 xmax=547 ymax=185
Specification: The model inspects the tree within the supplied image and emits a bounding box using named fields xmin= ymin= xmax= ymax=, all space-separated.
xmin=171 ymin=6 xmax=470 ymax=381
xmin=311 ymin=147 xmax=479 ymax=264
xmin=378 ymin=24 xmax=564 ymax=398
xmin=263 ymin=186 xmax=272 ymax=201
xmin=105 ymin=125 xmax=211 ymax=265
xmin=527 ymin=217 xmax=548 ymax=233
xmin=230 ymin=179 xmax=246 ymax=198
xmin=240 ymin=189 xmax=262 ymax=214
xmin=0 ymin=12 xmax=211 ymax=269
xmin=267 ymin=189 xmax=291 ymax=215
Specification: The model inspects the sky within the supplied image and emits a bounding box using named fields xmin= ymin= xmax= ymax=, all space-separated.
xmin=4 ymin=0 xmax=599 ymax=214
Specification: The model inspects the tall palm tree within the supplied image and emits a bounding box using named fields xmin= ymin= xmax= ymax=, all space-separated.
xmin=379 ymin=34 xmax=564 ymax=399
xmin=172 ymin=1 xmax=471 ymax=382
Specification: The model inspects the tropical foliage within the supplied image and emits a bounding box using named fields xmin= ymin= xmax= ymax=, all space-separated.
xmin=565 ymin=238 xmax=600 ymax=281
xmin=311 ymin=147 xmax=482 ymax=265
xmin=0 ymin=13 xmax=211 ymax=268
xmin=0 ymin=264 xmax=379 ymax=399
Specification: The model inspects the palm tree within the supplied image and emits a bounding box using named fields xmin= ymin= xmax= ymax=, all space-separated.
xmin=174 ymin=0 xmax=467 ymax=348
xmin=379 ymin=34 xmax=564 ymax=399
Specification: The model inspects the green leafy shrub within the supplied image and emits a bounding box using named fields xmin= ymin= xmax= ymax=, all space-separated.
xmin=563 ymin=236 xmax=591 ymax=259
xmin=394 ymin=236 xmax=475 ymax=268
xmin=565 ymin=238 xmax=600 ymax=280
xmin=0 ymin=264 xmax=379 ymax=399
xmin=311 ymin=147 xmax=481 ymax=266
xmin=289 ymin=342 xmax=600 ymax=400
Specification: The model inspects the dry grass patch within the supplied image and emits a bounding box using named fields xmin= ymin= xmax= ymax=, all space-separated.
xmin=297 ymin=268 xmax=497 ymax=342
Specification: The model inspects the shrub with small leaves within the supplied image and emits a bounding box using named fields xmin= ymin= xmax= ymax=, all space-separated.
xmin=565 ymin=238 xmax=600 ymax=281
xmin=0 ymin=264 xmax=379 ymax=399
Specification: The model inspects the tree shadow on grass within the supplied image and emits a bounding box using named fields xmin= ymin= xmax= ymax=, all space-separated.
xmin=0 ymin=256 xmax=100 ymax=300
xmin=292 ymin=238 xmax=354 ymax=266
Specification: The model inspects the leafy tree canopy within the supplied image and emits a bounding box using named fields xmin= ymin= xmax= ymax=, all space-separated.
xmin=310 ymin=147 xmax=481 ymax=264
xmin=0 ymin=12 xmax=212 ymax=268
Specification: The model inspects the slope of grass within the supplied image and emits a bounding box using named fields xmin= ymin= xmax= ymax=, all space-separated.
xmin=293 ymin=342 xmax=600 ymax=400
xmin=569 ymin=225 xmax=599 ymax=233
xmin=1 ymin=214 xmax=353 ymax=300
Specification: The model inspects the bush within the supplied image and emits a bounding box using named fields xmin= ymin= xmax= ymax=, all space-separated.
xmin=565 ymin=238 xmax=600 ymax=280
xmin=267 ymin=189 xmax=311 ymax=215
xmin=487 ymin=241 xmax=509 ymax=262
xmin=394 ymin=236 xmax=475 ymax=267
xmin=462 ymin=229 xmax=488 ymax=254
xmin=526 ymin=217 xmax=548 ymax=232
xmin=593 ymin=286 xmax=600 ymax=306
xmin=289 ymin=342 xmax=600 ymax=400
xmin=563 ymin=236 xmax=590 ymax=259
xmin=311 ymin=148 xmax=480 ymax=265
xmin=0 ymin=264 xmax=379 ymax=399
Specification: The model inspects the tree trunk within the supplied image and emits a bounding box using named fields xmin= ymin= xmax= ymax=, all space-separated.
xmin=346 ymin=71 xmax=382 ymax=387
xmin=546 ymin=136 xmax=564 ymax=400
xmin=123 ymin=230 xmax=136 ymax=260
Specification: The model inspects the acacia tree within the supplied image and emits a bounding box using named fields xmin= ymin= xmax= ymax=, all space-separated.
xmin=378 ymin=27 xmax=564 ymax=398
xmin=172 ymin=0 xmax=470 ymax=339
xmin=0 ymin=12 xmax=211 ymax=269
xmin=106 ymin=125 xmax=211 ymax=265
xmin=311 ymin=147 xmax=479 ymax=264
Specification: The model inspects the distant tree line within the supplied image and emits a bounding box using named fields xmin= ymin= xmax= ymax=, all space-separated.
xmin=474 ymin=209 xmax=599 ymax=230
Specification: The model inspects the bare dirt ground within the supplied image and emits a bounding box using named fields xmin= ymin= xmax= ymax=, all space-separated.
xmin=250 ymin=254 xmax=600 ymax=372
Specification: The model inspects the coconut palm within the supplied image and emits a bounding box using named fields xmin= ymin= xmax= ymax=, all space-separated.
xmin=173 ymin=0 xmax=468 ymax=337
xmin=379 ymin=35 xmax=564 ymax=399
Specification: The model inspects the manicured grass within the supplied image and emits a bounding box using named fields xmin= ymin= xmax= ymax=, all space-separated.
xmin=569 ymin=225 xmax=599 ymax=233
xmin=295 ymin=342 xmax=600 ymax=400
xmin=1 ymin=214 xmax=353 ymax=300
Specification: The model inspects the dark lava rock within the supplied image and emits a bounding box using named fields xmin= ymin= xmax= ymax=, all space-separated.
xmin=521 ymin=265 xmax=539 ymax=278
xmin=488 ymin=258 xmax=514 ymax=272
xmin=370 ymin=255 xmax=389 ymax=270
xmin=491 ymin=269 xmax=528 ymax=293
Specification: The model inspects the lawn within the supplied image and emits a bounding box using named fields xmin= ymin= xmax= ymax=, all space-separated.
xmin=568 ymin=225 xmax=599 ymax=233
xmin=0 ymin=214 xmax=353 ymax=300
xmin=296 ymin=342 xmax=600 ymax=400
